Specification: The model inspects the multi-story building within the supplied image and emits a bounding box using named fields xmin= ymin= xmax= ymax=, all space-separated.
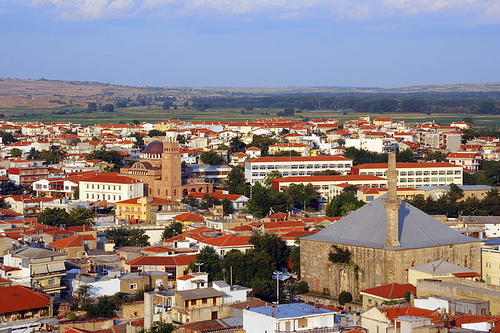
xmin=482 ymin=248 xmax=500 ymax=285
xmin=3 ymin=247 xmax=67 ymax=300
xmin=272 ymin=175 xmax=387 ymax=201
xmin=79 ymin=172 xmax=144 ymax=203
xmin=268 ymin=143 xmax=311 ymax=156
xmin=8 ymin=166 xmax=49 ymax=187
xmin=447 ymin=152 xmax=482 ymax=172
xmin=351 ymin=162 xmax=463 ymax=188
xmin=245 ymin=156 xmax=353 ymax=185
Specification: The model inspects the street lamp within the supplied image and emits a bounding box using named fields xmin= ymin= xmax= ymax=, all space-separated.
xmin=195 ymin=262 xmax=204 ymax=272
xmin=273 ymin=271 xmax=283 ymax=308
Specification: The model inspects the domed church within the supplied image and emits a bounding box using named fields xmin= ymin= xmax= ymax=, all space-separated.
xmin=121 ymin=138 xmax=212 ymax=201
xmin=300 ymin=152 xmax=481 ymax=298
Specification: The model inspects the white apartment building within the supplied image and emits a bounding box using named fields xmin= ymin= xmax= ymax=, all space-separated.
xmin=272 ymin=175 xmax=387 ymax=201
xmin=351 ymin=162 xmax=463 ymax=188
xmin=245 ymin=156 xmax=353 ymax=185
xmin=79 ymin=172 xmax=144 ymax=203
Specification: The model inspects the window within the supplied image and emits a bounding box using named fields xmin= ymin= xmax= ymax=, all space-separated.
xmin=366 ymin=196 xmax=374 ymax=201
xmin=130 ymin=283 xmax=138 ymax=290
xmin=202 ymin=298 xmax=208 ymax=304
xmin=191 ymin=300 xmax=196 ymax=306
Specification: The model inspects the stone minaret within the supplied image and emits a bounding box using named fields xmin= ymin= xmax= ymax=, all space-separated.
xmin=384 ymin=151 xmax=401 ymax=247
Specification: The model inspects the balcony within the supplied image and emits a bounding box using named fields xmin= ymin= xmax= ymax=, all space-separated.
xmin=276 ymin=326 xmax=339 ymax=333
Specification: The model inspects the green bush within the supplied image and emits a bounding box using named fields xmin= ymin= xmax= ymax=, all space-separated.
xmin=338 ymin=291 xmax=352 ymax=305
xmin=297 ymin=281 xmax=308 ymax=294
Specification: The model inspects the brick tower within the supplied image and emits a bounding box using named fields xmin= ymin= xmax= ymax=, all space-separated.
xmin=161 ymin=137 xmax=182 ymax=201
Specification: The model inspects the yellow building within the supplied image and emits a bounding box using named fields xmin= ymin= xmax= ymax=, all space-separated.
xmin=268 ymin=143 xmax=311 ymax=156
xmin=115 ymin=197 xmax=182 ymax=223
xmin=408 ymin=260 xmax=480 ymax=285
xmin=482 ymin=248 xmax=500 ymax=285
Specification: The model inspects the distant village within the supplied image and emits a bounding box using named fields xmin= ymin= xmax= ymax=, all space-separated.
xmin=0 ymin=115 xmax=499 ymax=333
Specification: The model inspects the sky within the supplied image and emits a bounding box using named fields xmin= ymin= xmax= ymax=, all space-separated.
xmin=0 ymin=0 xmax=499 ymax=88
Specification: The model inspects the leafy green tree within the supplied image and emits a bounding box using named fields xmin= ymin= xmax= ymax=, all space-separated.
xmin=27 ymin=150 xmax=42 ymax=160
xmin=297 ymin=281 xmax=308 ymax=294
xmin=425 ymin=151 xmax=447 ymax=162
xmin=10 ymin=148 xmax=22 ymax=157
xmin=328 ymin=245 xmax=351 ymax=264
xmin=181 ymin=195 xmax=198 ymax=208
xmin=221 ymin=198 xmax=234 ymax=216
xmin=44 ymin=150 xmax=66 ymax=165
xmin=176 ymin=134 xmax=186 ymax=144
xmin=87 ymin=102 xmax=98 ymax=112
xmin=401 ymin=99 xmax=426 ymax=113
xmin=72 ymin=285 xmax=92 ymax=310
xmin=222 ymin=249 xmax=274 ymax=287
xmin=221 ymin=166 xmax=248 ymax=195
xmin=161 ymin=222 xmax=183 ymax=241
xmin=249 ymin=135 xmax=278 ymax=156
xmin=264 ymin=170 xmax=283 ymax=187
xmin=86 ymin=149 xmax=124 ymax=167
xmin=73 ymin=186 xmax=79 ymax=199
xmin=283 ymin=183 xmax=319 ymax=210
xmin=290 ymin=245 xmax=301 ymax=276
xmin=131 ymin=133 xmax=145 ymax=149
xmin=245 ymin=183 xmax=291 ymax=218
xmin=249 ymin=233 xmax=289 ymax=270
xmin=101 ymin=103 xmax=114 ymax=112
xmin=0 ymin=131 xmax=16 ymax=144
xmin=85 ymin=296 xmax=116 ymax=319
xmin=338 ymin=291 xmax=353 ymax=305
xmin=199 ymin=193 xmax=221 ymax=209
xmin=200 ymin=150 xmax=223 ymax=165
xmin=69 ymin=207 xmax=95 ymax=224
xmin=105 ymin=226 xmax=150 ymax=247
xmin=326 ymin=187 xmax=365 ymax=217
xmin=38 ymin=208 xmax=71 ymax=226
xmin=148 ymin=129 xmax=166 ymax=137
xmin=189 ymin=246 xmax=223 ymax=281
xmin=146 ymin=321 xmax=174 ymax=333
xmin=229 ymin=137 xmax=246 ymax=153
xmin=397 ymin=149 xmax=414 ymax=162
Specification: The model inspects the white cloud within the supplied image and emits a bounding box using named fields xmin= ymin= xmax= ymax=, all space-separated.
xmin=17 ymin=0 xmax=500 ymax=22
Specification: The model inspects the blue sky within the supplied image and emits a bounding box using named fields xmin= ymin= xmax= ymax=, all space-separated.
xmin=0 ymin=0 xmax=499 ymax=88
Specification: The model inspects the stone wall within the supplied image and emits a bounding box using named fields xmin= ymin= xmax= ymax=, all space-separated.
xmin=301 ymin=239 xmax=481 ymax=298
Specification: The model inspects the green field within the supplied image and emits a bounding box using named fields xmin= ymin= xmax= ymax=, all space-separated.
xmin=2 ymin=105 xmax=500 ymax=129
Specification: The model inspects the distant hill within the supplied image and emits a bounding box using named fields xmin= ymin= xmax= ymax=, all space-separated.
xmin=1 ymin=77 xmax=499 ymax=109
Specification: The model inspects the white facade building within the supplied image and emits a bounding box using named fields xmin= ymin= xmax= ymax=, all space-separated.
xmin=243 ymin=303 xmax=337 ymax=333
xmin=79 ymin=173 xmax=144 ymax=203
xmin=351 ymin=162 xmax=463 ymax=188
xmin=245 ymin=156 xmax=353 ymax=185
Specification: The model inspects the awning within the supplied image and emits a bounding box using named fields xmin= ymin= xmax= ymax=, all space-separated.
xmin=47 ymin=262 xmax=65 ymax=273
xmin=33 ymin=265 xmax=48 ymax=275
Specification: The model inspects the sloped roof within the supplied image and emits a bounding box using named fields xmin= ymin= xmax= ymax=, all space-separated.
xmin=409 ymin=260 xmax=479 ymax=275
xmin=302 ymin=196 xmax=479 ymax=250
xmin=0 ymin=285 xmax=50 ymax=314
xmin=49 ymin=234 xmax=95 ymax=249
xmin=125 ymin=254 xmax=196 ymax=267
xmin=361 ymin=283 xmax=416 ymax=299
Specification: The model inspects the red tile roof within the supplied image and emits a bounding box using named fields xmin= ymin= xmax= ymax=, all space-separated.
xmin=352 ymin=162 xmax=459 ymax=169
xmin=174 ymin=212 xmax=204 ymax=223
xmin=274 ymin=175 xmax=386 ymax=183
xmin=81 ymin=172 xmax=142 ymax=184
xmin=200 ymin=234 xmax=251 ymax=248
xmin=0 ymin=286 xmax=51 ymax=314
xmin=125 ymin=254 xmax=197 ymax=267
xmin=381 ymin=306 xmax=439 ymax=321
xmin=50 ymin=234 xmax=95 ymax=249
xmin=247 ymin=156 xmax=351 ymax=163
xmin=361 ymin=283 xmax=416 ymax=300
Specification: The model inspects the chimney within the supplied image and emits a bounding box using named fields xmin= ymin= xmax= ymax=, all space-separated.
xmin=384 ymin=152 xmax=401 ymax=247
